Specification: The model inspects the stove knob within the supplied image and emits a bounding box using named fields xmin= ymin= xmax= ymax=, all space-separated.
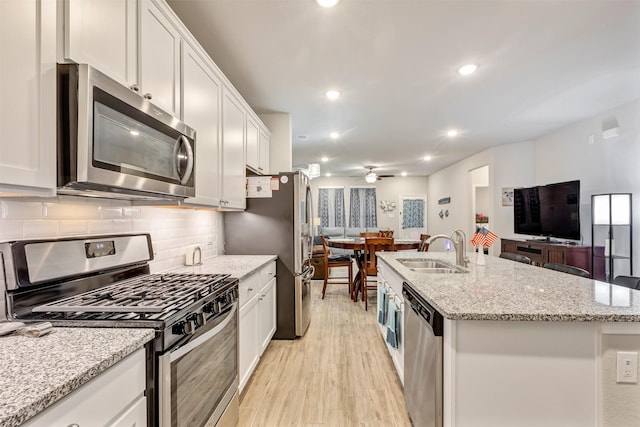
xmin=203 ymin=302 xmax=217 ymax=314
xmin=183 ymin=320 xmax=196 ymax=335
xmin=196 ymin=312 xmax=206 ymax=326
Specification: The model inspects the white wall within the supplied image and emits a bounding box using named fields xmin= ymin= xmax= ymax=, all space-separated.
xmin=0 ymin=196 xmax=222 ymax=272
xmin=427 ymin=99 xmax=640 ymax=271
xmin=309 ymin=175 xmax=428 ymax=233
xmin=259 ymin=113 xmax=292 ymax=173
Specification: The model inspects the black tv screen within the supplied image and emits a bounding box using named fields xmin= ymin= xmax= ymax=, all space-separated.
xmin=514 ymin=180 xmax=580 ymax=241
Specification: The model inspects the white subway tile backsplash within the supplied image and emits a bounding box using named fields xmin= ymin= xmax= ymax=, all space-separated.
xmin=1 ymin=197 xmax=222 ymax=271
xmin=22 ymin=220 xmax=59 ymax=238
xmin=2 ymin=200 xmax=43 ymax=220
xmin=58 ymin=220 xmax=89 ymax=236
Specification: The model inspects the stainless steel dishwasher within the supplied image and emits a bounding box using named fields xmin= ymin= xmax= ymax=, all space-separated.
xmin=403 ymin=282 xmax=444 ymax=427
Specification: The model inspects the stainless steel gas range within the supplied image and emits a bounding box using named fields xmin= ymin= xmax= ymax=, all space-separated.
xmin=0 ymin=233 xmax=239 ymax=427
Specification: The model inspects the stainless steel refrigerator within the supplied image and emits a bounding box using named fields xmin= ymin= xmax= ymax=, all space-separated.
xmin=223 ymin=172 xmax=313 ymax=339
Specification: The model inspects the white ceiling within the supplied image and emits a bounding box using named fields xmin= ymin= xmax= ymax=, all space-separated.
xmin=167 ymin=0 xmax=640 ymax=178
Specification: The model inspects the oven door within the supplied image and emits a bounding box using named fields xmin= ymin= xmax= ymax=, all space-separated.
xmin=158 ymin=303 xmax=238 ymax=427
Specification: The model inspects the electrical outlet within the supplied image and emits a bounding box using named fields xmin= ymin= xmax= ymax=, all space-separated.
xmin=616 ymin=351 xmax=638 ymax=384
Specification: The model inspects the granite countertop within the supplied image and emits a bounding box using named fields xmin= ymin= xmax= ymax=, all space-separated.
xmin=172 ymin=255 xmax=277 ymax=279
xmin=0 ymin=327 xmax=154 ymax=427
xmin=378 ymin=251 xmax=640 ymax=322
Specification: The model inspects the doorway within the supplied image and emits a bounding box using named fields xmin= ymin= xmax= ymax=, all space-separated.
xmin=469 ymin=165 xmax=491 ymax=254
xmin=398 ymin=195 xmax=427 ymax=239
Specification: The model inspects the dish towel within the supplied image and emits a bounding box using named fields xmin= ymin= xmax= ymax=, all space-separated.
xmin=377 ymin=286 xmax=388 ymax=325
xmin=386 ymin=299 xmax=399 ymax=349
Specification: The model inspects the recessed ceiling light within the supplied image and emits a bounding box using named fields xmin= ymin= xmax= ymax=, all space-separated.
xmin=321 ymin=156 xmax=328 ymax=162
xmin=130 ymin=130 xmax=140 ymax=136
xmin=326 ymin=90 xmax=340 ymax=100
xmin=330 ymin=132 xmax=340 ymax=139
xmin=401 ymin=172 xmax=407 ymax=177
xmin=458 ymin=64 xmax=478 ymax=76
xmin=316 ymin=0 xmax=339 ymax=8
xmin=326 ymin=172 xmax=332 ymax=177
xmin=447 ymin=129 xmax=458 ymax=137
xmin=424 ymin=155 xmax=432 ymax=161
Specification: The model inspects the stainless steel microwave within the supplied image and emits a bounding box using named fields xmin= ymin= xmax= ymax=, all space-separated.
xmin=57 ymin=64 xmax=196 ymax=200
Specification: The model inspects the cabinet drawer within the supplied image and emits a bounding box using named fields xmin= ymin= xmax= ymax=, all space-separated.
xmin=261 ymin=261 xmax=276 ymax=284
xmin=23 ymin=348 xmax=146 ymax=427
xmin=239 ymin=271 xmax=261 ymax=307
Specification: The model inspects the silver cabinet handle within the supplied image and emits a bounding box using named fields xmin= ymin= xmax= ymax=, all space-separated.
xmin=248 ymin=288 xmax=254 ymax=291
xmin=68 ymin=424 xmax=80 ymax=427
xmin=130 ymin=84 xmax=139 ymax=92
xmin=143 ymin=93 xmax=153 ymax=100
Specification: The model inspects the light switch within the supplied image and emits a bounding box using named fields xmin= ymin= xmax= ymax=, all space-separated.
xmin=616 ymin=351 xmax=638 ymax=384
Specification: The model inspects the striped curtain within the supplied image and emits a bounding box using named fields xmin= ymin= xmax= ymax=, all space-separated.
xmin=402 ymin=198 xmax=424 ymax=229
xmin=318 ymin=188 xmax=345 ymax=227
xmin=349 ymin=187 xmax=377 ymax=227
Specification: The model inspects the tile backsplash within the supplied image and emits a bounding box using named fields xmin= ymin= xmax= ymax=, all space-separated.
xmin=0 ymin=196 xmax=221 ymax=273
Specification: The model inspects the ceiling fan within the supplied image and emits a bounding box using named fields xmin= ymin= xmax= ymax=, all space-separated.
xmin=363 ymin=166 xmax=395 ymax=183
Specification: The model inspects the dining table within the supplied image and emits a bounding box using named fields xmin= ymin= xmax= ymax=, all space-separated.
xmin=324 ymin=238 xmax=421 ymax=302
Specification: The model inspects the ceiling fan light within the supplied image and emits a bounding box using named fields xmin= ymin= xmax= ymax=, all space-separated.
xmin=365 ymin=173 xmax=377 ymax=183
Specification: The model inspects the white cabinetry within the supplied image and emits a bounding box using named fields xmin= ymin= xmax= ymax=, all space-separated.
xmin=0 ymin=0 xmax=56 ymax=196
xmin=64 ymin=0 xmax=137 ymax=87
xmin=258 ymin=129 xmax=270 ymax=175
xmin=246 ymin=117 xmax=260 ymax=172
xmin=139 ymin=0 xmax=181 ymax=117
xmin=221 ymin=89 xmax=247 ymax=210
xmin=182 ymin=42 xmax=222 ymax=207
xmin=377 ymin=260 xmax=405 ymax=384
xmin=22 ymin=348 xmax=147 ymax=427
xmin=238 ymin=261 xmax=277 ymax=392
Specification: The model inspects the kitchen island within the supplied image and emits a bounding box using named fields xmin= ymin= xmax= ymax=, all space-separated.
xmin=377 ymin=251 xmax=640 ymax=427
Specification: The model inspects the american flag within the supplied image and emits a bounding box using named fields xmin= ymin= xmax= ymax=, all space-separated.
xmin=471 ymin=227 xmax=499 ymax=247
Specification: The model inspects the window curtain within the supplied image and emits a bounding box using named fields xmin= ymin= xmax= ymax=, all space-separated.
xmin=402 ymin=198 xmax=424 ymax=229
xmin=349 ymin=187 xmax=377 ymax=227
xmin=318 ymin=188 xmax=345 ymax=227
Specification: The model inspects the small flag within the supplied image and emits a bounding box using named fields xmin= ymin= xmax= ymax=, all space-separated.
xmin=478 ymin=227 xmax=499 ymax=247
xmin=470 ymin=230 xmax=485 ymax=247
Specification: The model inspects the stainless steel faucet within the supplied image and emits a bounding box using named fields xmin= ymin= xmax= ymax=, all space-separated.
xmin=426 ymin=229 xmax=470 ymax=267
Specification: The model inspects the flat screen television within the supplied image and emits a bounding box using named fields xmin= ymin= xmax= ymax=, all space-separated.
xmin=513 ymin=180 xmax=581 ymax=241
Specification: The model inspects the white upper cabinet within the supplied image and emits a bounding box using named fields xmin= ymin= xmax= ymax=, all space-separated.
xmin=139 ymin=0 xmax=181 ymax=117
xmin=0 ymin=0 xmax=56 ymax=196
xmin=246 ymin=117 xmax=260 ymax=172
xmin=259 ymin=128 xmax=270 ymax=175
xmin=221 ymin=88 xmax=247 ymax=210
xmin=182 ymin=42 xmax=222 ymax=207
xmin=64 ymin=0 xmax=137 ymax=88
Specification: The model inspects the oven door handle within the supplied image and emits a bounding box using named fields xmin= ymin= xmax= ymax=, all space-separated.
xmin=168 ymin=303 xmax=237 ymax=362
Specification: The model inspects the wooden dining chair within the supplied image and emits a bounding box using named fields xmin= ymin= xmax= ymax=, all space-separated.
xmin=418 ymin=233 xmax=431 ymax=252
xmin=360 ymin=237 xmax=395 ymax=310
xmin=320 ymin=235 xmax=353 ymax=299
xmin=360 ymin=232 xmax=378 ymax=238
xmin=378 ymin=230 xmax=394 ymax=238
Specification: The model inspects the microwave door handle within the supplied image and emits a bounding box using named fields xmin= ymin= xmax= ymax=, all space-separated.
xmin=173 ymin=135 xmax=194 ymax=185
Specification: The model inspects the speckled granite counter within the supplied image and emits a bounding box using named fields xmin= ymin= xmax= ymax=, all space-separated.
xmin=0 ymin=327 xmax=154 ymax=427
xmin=171 ymin=255 xmax=277 ymax=279
xmin=378 ymin=251 xmax=640 ymax=322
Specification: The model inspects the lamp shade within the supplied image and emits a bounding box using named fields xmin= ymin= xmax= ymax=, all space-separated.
xmin=365 ymin=172 xmax=377 ymax=183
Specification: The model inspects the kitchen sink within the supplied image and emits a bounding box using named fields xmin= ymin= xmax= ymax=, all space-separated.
xmin=396 ymin=258 xmax=467 ymax=274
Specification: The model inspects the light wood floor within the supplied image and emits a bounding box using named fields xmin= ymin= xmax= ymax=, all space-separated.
xmin=239 ymin=278 xmax=412 ymax=426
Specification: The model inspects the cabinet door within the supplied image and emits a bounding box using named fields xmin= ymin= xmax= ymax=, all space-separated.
xmin=546 ymin=246 xmax=566 ymax=264
xmin=139 ymin=0 xmax=181 ymax=117
xmin=221 ymin=89 xmax=246 ymax=209
xmin=65 ymin=0 xmax=137 ymax=87
xmin=109 ymin=395 xmax=147 ymax=427
xmin=246 ymin=117 xmax=259 ymax=171
xmin=239 ymin=295 xmax=260 ymax=392
xmin=0 ymin=0 xmax=56 ymax=196
xmin=259 ymin=129 xmax=270 ymax=175
xmin=258 ymin=277 xmax=277 ymax=354
xmin=182 ymin=42 xmax=221 ymax=207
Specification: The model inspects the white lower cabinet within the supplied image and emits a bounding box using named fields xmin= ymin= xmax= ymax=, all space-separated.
xmin=239 ymin=261 xmax=277 ymax=392
xmin=377 ymin=260 xmax=405 ymax=384
xmin=22 ymin=347 xmax=147 ymax=427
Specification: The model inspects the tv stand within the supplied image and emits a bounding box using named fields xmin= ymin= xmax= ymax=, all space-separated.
xmin=501 ymin=238 xmax=594 ymax=276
